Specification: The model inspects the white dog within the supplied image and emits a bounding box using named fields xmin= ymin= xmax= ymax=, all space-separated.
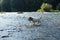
xmin=28 ymin=17 xmax=41 ymax=25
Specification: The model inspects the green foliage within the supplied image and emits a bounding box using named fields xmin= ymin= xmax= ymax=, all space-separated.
xmin=37 ymin=3 xmax=52 ymax=12
xmin=37 ymin=3 xmax=60 ymax=12
xmin=0 ymin=0 xmax=3 ymax=5
xmin=0 ymin=0 xmax=60 ymax=12
xmin=50 ymin=10 xmax=60 ymax=12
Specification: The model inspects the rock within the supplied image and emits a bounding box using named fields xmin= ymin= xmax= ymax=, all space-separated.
xmin=1 ymin=36 xmax=9 ymax=38
xmin=0 ymin=30 xmax=4 ymax=31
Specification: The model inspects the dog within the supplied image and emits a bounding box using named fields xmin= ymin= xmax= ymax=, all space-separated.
xmin=28 ymin=17 xmax=41 ymax=25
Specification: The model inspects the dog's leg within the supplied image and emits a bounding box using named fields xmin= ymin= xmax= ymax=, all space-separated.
xmin=32 ymin=21 xmax=36 ymax=25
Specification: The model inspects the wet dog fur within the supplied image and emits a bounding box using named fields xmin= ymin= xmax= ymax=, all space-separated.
xmin=28 ymin=17 xmax=40 ymax=25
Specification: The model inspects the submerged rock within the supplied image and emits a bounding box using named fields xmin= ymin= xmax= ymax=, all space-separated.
xmin=1 ymin=36 xmax=9 ymax=38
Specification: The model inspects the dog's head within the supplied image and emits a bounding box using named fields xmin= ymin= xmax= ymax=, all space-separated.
xmin=28 ymin=17 xmax=33 ymax=21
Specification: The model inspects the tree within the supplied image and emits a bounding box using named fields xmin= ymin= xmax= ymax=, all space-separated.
xmin=0 ymin=0 xmax=43 ymax=12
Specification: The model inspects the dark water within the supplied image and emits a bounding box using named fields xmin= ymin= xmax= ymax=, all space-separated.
xmin=0 ymin=12 xmax=60 ymax=40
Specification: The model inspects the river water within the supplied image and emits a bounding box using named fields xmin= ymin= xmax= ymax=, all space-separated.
xmin=0 ymin=12 xmax=60 ymax=40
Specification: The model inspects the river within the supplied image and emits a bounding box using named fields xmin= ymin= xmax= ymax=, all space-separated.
xmin=0 ymin=12 xmax=60 ymax=40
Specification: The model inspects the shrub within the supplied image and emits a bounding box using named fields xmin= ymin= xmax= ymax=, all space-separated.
xmin=37 ymin=3 xmax=53 ymax=12
xmin=37 ymin=3 xmax=60 ymax=12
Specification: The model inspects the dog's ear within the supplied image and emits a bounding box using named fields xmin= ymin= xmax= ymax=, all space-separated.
xmin=28 ymin=17 xmax=33 ymax=21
